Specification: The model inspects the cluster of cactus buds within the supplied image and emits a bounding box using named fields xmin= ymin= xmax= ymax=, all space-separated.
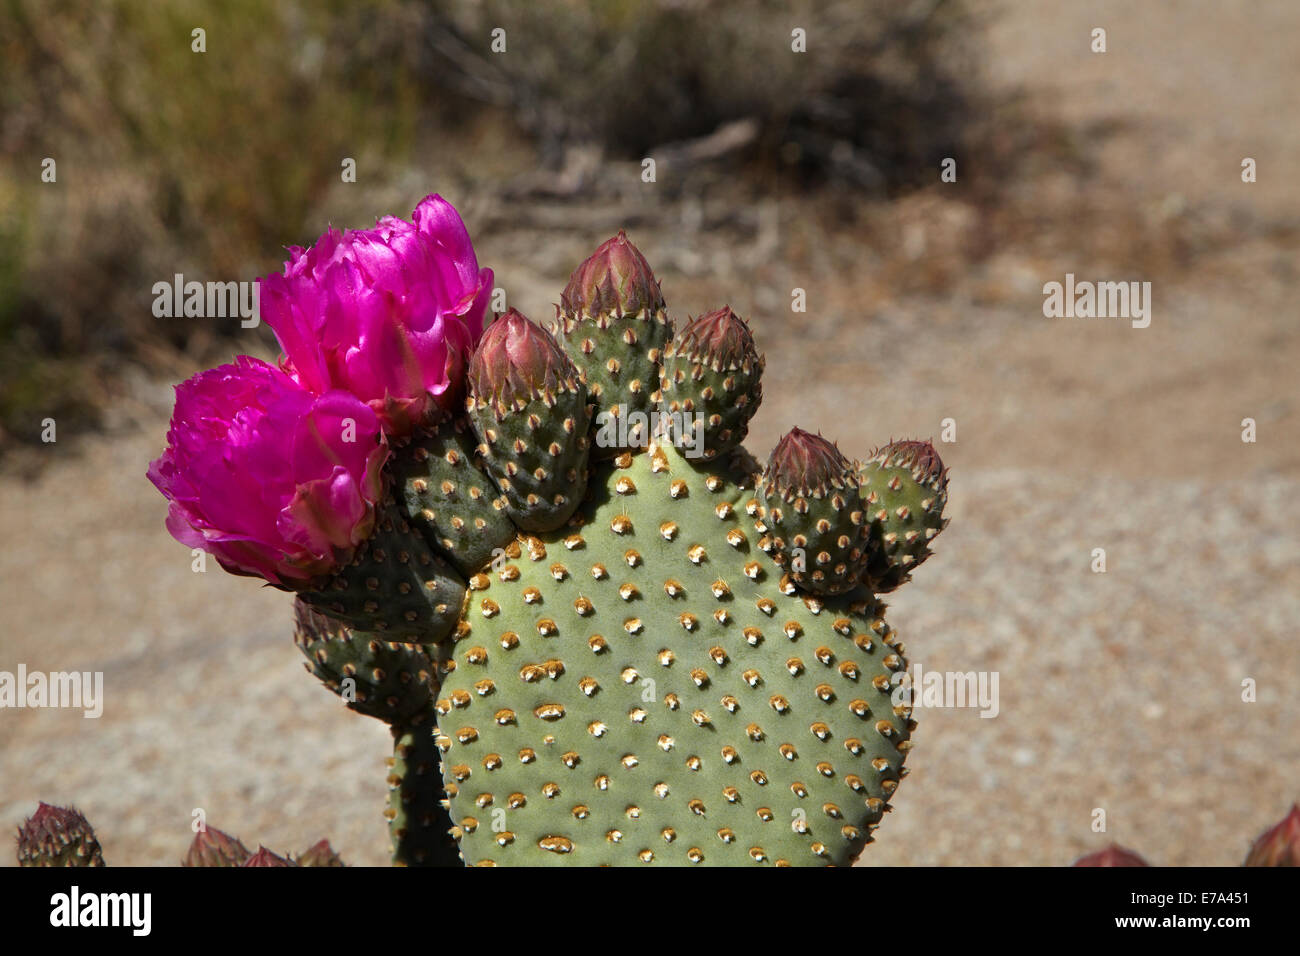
xmin=15 ymin=806 xmax=345 ymax=867
xmin=23 ymin=798 xmax=1300 ymax=867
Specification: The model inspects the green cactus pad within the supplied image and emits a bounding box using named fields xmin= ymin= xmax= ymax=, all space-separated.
xmin=391 ymin=417 xmax=517 ymax=578
xmin=294 ymin=598 xmax=438 ymax=724
xmin=298 ymin=504 xmax=467 ymax=642
xmin=660 ymin=307 xmax=764 ymax=462
xmin=431 ymin=442 xmax=911 ymax=866
xmin=858 ymin=440 xmax=949 ymax=593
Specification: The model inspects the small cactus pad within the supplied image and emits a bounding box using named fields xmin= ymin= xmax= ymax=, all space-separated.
xmin=556 ymin=232 xmax=672 ymax=453
xmin=391 ymin=416 xmax=517 ymax=577
xmin=183 ymin=825 xmax=252 ymax=867
xmin=756 ymin=429 xmax=870 ymax=596
xmin=858 ymin=440 xmax=949 ymax=593
xmin=298 ymin=504 xmax=467 ymax=641
xmin=16 ymin=803 xmax=106 ymax=867
xmin=432 ymin=442 xmax=911 ymax=866
xmin=294 ymin=598 xmax=438 ymax=724
xmin=469 ymin=311 xmax=593 ymax=532
xmin=660 ymin=306 xmax=764 ymax=461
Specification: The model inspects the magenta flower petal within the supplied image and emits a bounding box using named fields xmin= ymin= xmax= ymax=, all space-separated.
xmin=259 ymin=194 xmax=491 ymax=436
xmin=148 ymin=357 xmax=388 ymax=587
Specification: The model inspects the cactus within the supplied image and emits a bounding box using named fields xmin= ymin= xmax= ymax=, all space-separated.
xmin=858 ymin=439 xmax=949 ymax=593
xmin=15 ymin=805 xmax=337 ymax=868
xmin=293 ymin=597 xmax=460 ymax=867
xmin=183 ymin=825 xmax=252 ymax=867
xmin=295 ymin=839 xmax=347 ymax=867
xmin=1071 ymin=844 xmax=1150 ymax=867
xmin=1244 ymin=804 xmax=1300 ymax=866
xmin=242 ymin=846 xmax=295 ymax=867
xmin=555 ymin=230 xmax=671 ymax=455
xmin=16 ymin=803 xmax=105 ymax=867
xmin=467 ymin=309 xmax=593 ymax=531
xmin=143 ymin=200 xmax=953 ymax=867
xmin=756 ymin=428 xmax=870 ymax=596
xmin=404 ymin=231 xmax=950 ymax=866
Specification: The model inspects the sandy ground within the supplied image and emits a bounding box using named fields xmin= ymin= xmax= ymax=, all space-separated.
xmin=2 ymin=0 xmax=1298 ymax=865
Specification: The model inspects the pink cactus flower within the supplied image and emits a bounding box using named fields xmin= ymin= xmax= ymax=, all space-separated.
xmin=259 ymin=194 xmax=493 ymax=436
xmin=147 ymin=356 xmax=388 ymax=587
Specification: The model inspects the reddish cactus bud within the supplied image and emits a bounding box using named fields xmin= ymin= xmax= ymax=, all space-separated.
xmin=673 ymin=306 xmax=758 ymax=368
xmin=763 ymin=428 xmax=854 ymax=499
xmin=869 ymin=438 xmax=949 ymax=492
xmin=16 ymin=802 xmax=105 ymax=867
xmin=758 ymin=428 xmax=868 ymax=595
xmin=183 ymin=825 xmax=252 ymax=867
xmin=660 ymin=306 xmax=764 ymax=459
xmin=1072 ymin=844 xmax=1150 ymax=867
xmin=469 ymin=310 xmax=580 ymax=414
xmin=560 ymin=230 xmax=664 ymax=319
xmin=242 ymin=845 xmax=295 ymax=867
xmin=1244 ymin=804 xmax=1300 ymax=866
xmin=295 ymin=839 xmax=346 ymax=867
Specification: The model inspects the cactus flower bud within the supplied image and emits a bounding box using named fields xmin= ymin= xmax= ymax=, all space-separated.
xmin=260 ymin=194 xmax=493 ymax=436
xmin=560 ymin=230 xmax=664 ymax=319
xmin=16 ymin=803 xmax=105 ymax=867
xmin=1244 ymin=804 xmax=1300 ymax=866
xmin=675 ymin=305 xmax=757 ymax=364
xmin=469 ymin=310 xmax=577 ymax=414
xmin=1072 ymin=844 xmax=1150 ymax=866
xmin=182 ymin=825 xmax=252 ymax=867
xmin=295 ymin=839 xmax=346 ymax=867
xmin=764 ymin=428 xmax=854 ymax=498
xmin=758 ymin=428 xmax=869 ymax=595
xmin=660 ymin=306 xmax=764 ymax=460
xmin=147 ymin=356 xmax=388 ymax=588
xmin=859 ymin=438 xmax=949 ymax=593
xmin=556 ymin=232 xmax=672 ymax=454
xmin=467 ymin=310 xmax=591 ymax=531
xmin=242 ymin=846 xmax=295 ymax=867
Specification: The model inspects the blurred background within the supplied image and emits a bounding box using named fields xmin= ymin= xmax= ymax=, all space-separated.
xmin=1 ymin=0 xmax=1297 ymax=865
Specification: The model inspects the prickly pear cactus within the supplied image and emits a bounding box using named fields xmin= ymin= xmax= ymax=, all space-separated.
xmin=373 ymin=233 xmax=952 ymax=866
xmin=145 ymin=209 xmax=950 ymax=868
